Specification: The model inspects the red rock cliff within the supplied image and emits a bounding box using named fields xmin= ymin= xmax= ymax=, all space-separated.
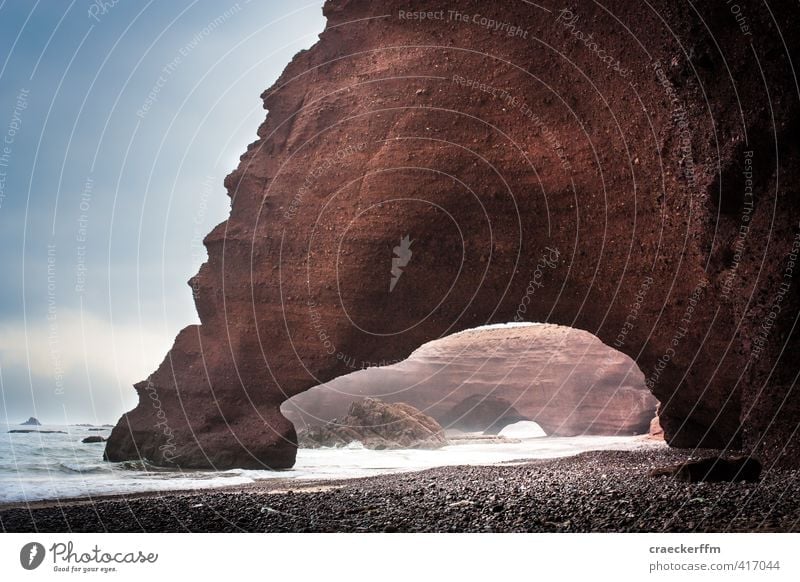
xmin=106 ymin=0 xmax=800 ymax=469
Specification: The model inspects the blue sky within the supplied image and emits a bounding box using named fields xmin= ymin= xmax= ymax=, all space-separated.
xmin=0 ymin=0 xmax=326 ymax=424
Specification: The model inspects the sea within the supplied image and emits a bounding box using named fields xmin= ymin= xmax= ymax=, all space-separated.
xmin=0 ymin=423 xmax=663 ymax=504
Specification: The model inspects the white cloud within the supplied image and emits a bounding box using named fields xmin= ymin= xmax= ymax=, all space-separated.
xmin=0 ymin=310 xmax=173 ymax=389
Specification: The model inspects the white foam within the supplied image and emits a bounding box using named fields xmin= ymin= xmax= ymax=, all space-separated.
xmin=498 ymin=420 xmax=547 ymax=439
xmin=0 ymin=424 xmax=664 ymax=503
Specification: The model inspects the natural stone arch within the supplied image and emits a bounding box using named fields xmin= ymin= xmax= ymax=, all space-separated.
xmin=282 ymin=323 xmax=658 ymax=439
xmin=106 ymin=0 xmax=800 ymax=469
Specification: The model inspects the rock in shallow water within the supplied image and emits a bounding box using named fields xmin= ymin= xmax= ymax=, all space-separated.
xmin=8 ymin=430 xmax=66 ymax=434
xmin=298 ymin=398 xmax=446 ymax=449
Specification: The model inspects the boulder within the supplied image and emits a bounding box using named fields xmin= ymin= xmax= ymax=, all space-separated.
xmin=298 ymin=399 xmax=446 ymax=449
xmin=649 ymin=456 xmax=762 ymax=483
xmin=82 ymin=436 xmax=107 ymax=443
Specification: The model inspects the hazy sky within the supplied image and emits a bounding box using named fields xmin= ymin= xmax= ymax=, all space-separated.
xmin=0 ymin=0 xmax=326 ymax=424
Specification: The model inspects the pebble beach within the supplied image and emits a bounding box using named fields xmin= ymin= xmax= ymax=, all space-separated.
xmin=3 ymin=448 xmax=798 ymax=533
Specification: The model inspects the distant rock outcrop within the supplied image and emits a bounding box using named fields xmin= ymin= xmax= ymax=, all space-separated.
xmin=298 ymin=399 xmax=446 ymax=450
xmin=8 ymin=430 xmax=65 ymax=434
xmin=20 ymin=417 xmax=41 ymax=426
xmin=82 ymin=436 xmax=107 ymax=444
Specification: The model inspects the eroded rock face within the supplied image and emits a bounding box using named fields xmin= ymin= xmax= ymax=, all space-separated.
xmin=649 ymin=417 xmax=665 ymax=441
xmin=298 ymin=398 xmax=446 ymax=449
xmin=107 ymin=0 xmax=800 ymax=469
xmin=283 ymin=324 xmax=657 ymax=437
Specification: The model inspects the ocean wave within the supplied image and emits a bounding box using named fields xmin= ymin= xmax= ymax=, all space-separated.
xmin=0 ymin=434 xmax=664 ymax=503
xmin=58 ymin=462 xmax=113 ymax=474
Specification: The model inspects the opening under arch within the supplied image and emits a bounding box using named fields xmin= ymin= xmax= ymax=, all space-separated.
xmin=282 ymin=322 xmax=658 ymax=440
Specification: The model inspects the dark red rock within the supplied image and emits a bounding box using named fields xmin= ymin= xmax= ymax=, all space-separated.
xmin=649 ymin=456 xmax=762 ymax=483
xmin=107 ymin=0 xmax=800 ymax=469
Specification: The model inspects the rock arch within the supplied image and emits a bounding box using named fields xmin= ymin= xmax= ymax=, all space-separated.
xmin=106 ymin=0 xmax=800 ymax=469
xmin=282 ymin=323 xmax=658 ymax=438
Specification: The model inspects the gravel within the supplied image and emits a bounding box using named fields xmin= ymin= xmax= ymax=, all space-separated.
xmin=2 ymin=449 xmax=799 ymax=532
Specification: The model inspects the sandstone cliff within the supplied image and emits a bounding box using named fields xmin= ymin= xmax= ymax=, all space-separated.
xmin=106 ymin=0 xmax=800 ymax=469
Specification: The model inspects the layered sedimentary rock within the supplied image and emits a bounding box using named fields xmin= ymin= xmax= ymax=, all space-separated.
xmin=107 ymin=0 xmax=800 ymax=469
xmin=283 ymin=324 xmax=657 ymax=436
xmin=297 ymin=398 xmax=446 ymax=449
